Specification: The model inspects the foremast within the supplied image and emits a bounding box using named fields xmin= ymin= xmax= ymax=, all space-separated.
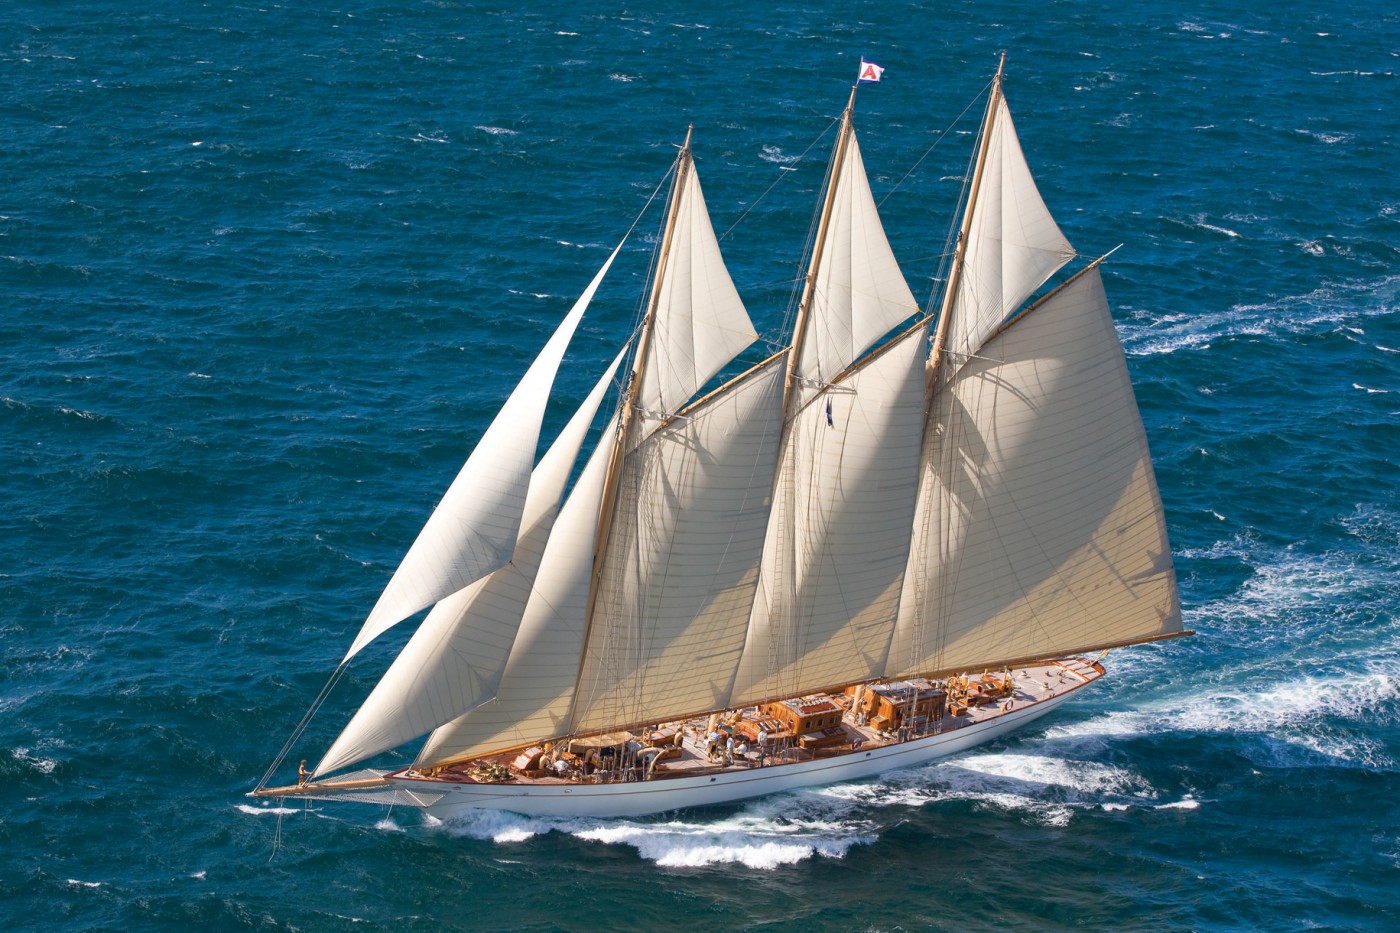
xmin=580 ymin=127 xmax=694 ymax=665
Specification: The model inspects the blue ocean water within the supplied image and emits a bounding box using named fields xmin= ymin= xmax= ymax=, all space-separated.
xmin=3 ymin=1 xmax=1398 ymax=929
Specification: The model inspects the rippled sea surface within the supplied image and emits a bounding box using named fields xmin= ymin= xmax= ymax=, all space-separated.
xmin=3 ymin=2 xmax=1397 ymax=930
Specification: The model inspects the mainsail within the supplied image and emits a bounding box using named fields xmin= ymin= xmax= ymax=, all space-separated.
xmin=732 ymin=92 xmax=925 ymax=705
xmin=892 ymin=58 xmax=1177 ymax=678
xmin=888 ymin=264 xmax=1180 ymax=677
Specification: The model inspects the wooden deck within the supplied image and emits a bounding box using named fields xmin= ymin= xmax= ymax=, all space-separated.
xmin=401 ymin=659 xmax=1099 ymax=790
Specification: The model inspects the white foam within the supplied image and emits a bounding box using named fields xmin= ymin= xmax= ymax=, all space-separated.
xmin=439 ymin=795 xmax=877 ymax=869
xmin=1046 ymin=668 xmax=1398 ymax=769
xmin=234 ymin=803 xmax=298 ymax=816
xmin=1155 ymin=798 xmax=1201 ymax=811
xmin=1118 ymin=273 xmax=1400 ymax=356
xmin=66 ymin=879 xmax=103 ymax=888
xmin=374 ymin=817 xmax=405 ymax=833
xmin=758 ymin=144 xmax=801 ymax=165
xmin=12 ymin=748 xmax=57 ymax=774
xmin=1192 ymin=214 xmax=1241 ymax=237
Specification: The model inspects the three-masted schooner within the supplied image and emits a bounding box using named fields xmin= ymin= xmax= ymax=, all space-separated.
xmin=254 ymin=57 xmax=1185 ymax=820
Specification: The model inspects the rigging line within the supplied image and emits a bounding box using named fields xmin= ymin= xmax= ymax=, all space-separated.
xmin=877 ymin=75 xmax=994 ymax=210
xmin=257 ymin=161 xmax=675 ymax=793
xmin=623 ymin=161 xmax=677 ymax=245
xmin=256 ymin=661 xmax=350 ymax=791
xmin=718 ymin=115 xmax=841 ymax=243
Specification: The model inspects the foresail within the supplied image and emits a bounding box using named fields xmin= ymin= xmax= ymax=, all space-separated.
xmin=939 ymin=94 xmax=1075 ymax=372
xmin=635 ymin=163 xmax=758 ymax=439
xmin=888 ymin=267 xmax=1180 ymax=678
xmin=731 ymin=328 xmax=926 ymax=705
xmin=414 ymin=411 xmax=620 ymax=767
xmin=791 ymin=130 xmax=920 ymax=400
xmin=314 ymin=349 xmax=626 ymax=776
xmin=568 ymin=356 xmax=787 ymax=734
xmin=343 ymin=245 xmax=623 ymax=661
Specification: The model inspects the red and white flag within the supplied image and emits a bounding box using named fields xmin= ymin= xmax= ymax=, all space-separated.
xmin=857 ymin=58 xmax=885 ymax=84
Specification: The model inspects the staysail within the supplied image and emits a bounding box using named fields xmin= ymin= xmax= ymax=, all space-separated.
xmin=342 ymin=244 xmax=623 ymax=661
xmin=418 ymin=132 xmax=762 ymax=764
xmin=415 ymin=411 xmax=620 ymax=765
xmin=315 ymin=348 xmax=627 ymax=776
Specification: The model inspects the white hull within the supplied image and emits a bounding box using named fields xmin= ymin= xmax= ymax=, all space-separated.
xmin=403 ymin=688 xmax=1073 ymax=820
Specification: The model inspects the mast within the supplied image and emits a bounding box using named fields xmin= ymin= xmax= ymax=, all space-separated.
xmin=928 ymin=51 xmax=1005 ymax=386
xmin=575 ymin=127 xmax=694 ymax=717
xmin=784 ymin=85 xmax=858 ymax=412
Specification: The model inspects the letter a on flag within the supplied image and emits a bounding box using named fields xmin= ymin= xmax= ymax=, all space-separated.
xmin=858 ymin=58 xmax=885 ymax=84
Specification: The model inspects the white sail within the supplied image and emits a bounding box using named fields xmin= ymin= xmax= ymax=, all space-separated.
xmin=791 ymin=130 xmax=920 ymax=398
xmin=314 ymin=349 xmax=627 ymax=776
xmin=940 ymin=95 xmax=1075 ymax=370
xmin=635 ymin=163 xmax=758 ymax=438
xmin=343 ymin=246 xmax=623 ymax=661
xmin=731 ymin=329 xmax=926 ymax=704
xmin=569 ymin=356 xmax=787 ymax=734
xmin=261 ymin=67 xmax=1190 ymax=820
xmin=415 ymin=411 xmax=620 ymax=766
xmin=888 ymin=267 xmax=1181 ymax=677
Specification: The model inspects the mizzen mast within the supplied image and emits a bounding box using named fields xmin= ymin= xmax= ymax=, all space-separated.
xmin=928 ymin=51 xmax=1006 ymax=388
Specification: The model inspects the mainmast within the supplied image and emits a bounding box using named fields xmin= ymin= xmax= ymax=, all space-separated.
xmin=784 ymin=85 xmax=859 ymax=414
